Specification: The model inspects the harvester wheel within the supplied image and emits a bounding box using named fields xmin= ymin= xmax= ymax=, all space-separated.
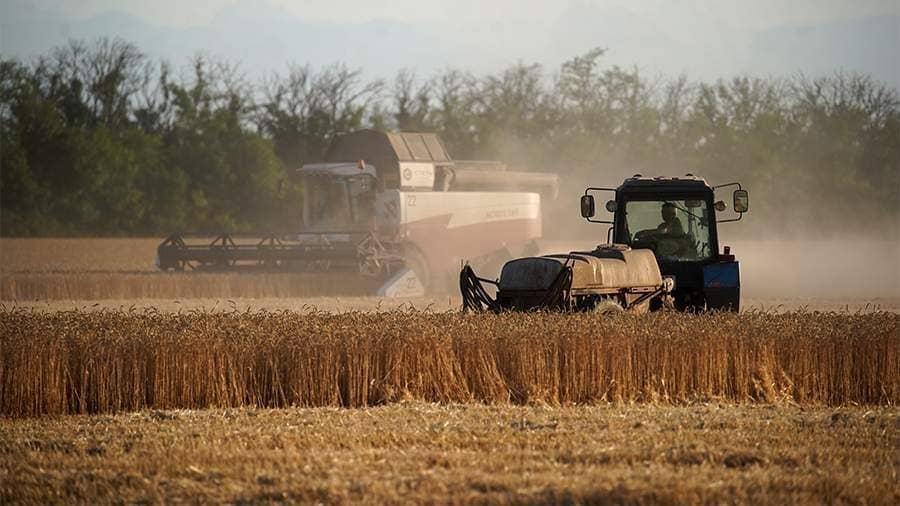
xmin=592 ymin=299 xmax=624 ymax=316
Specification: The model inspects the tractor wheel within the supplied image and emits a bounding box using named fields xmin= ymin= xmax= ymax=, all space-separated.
xmin=675 ymin=290 xmax=706 ymax=313
xmin=663 ymin=295 xmax=676 ymax=311
xmin=592 ymin=299 xmax=625 ymax=316
xmin=650 ymin=294 xmax=676 ymax=312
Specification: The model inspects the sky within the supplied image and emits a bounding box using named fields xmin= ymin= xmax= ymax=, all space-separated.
xmin=3 ymin=0 xmax=899 ymax=86
xmin=22 ymin=0 xmax=897 ymax=30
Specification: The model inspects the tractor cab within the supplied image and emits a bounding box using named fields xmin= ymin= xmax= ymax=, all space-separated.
xmin=580 ymin=175 xmax=748 ymax=311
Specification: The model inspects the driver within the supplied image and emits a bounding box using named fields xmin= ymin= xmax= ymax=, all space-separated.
xmin=636 ymin=202 xmax=683 ymax=240
xmin=656 ymin=202 xmax=684 ymax=236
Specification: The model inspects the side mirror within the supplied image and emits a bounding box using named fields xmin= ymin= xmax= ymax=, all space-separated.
xmin=605 ymin=200 xmax=617 ymax=212
xmin=580 ymin=195 xmax=595 ymax=218
xmin=733 ymin=189 xmax=749 ymax=213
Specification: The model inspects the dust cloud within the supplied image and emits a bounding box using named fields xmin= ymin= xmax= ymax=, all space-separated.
xmin=730 ymin=238 xmax=899 ymax=299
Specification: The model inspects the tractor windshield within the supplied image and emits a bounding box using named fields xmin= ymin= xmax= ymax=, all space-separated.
xmin=623 ymin=199 xmax=712 ymax=261
xmin=302 ymin=173 xmax=376 ymax=231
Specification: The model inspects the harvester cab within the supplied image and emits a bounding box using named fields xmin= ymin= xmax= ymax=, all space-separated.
xmin=580 ymin=175 xmax=749 ymax=311
xmin=297 ymin=161 xmax=378 ymax=234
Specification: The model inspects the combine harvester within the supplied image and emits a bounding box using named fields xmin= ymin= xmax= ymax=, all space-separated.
xmin=461 ymin=175 xmax=749 ymax=312
xmin=157 ymin=130 xmax=558 ymax=296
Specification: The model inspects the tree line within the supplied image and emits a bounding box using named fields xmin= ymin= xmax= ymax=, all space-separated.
xmin=2 ymin=39 xmax=897 ymax=237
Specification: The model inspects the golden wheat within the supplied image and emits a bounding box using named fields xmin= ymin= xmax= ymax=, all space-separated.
xmin=0 ymin=272 xmax=380 ymax=300
xmin=0 ymin=238 xmax=382 ymax=300
xmin=1 ymin=309 xmax=896 ymax=417
xmin=0 ymin=238 xmax=159 ymax=272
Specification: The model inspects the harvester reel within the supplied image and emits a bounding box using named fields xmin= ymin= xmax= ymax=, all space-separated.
xmin=359 ymin=257 xmax=383 ymax=277
xmin=309 ymin=259 xmax=333 ymax=272
xmin=355 ymin=234 xmax=396 ymax=277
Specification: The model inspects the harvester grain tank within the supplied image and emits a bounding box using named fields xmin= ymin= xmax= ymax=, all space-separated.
xmin=157 ymin=130 xmax=558 ymax=297
xmin=460 ymin=175 xmax=748 ymax=312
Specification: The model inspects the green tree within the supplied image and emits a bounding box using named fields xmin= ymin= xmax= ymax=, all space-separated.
xmin=163 ymin=56 xmax=284 ymax=231
xmin=257 ymin=63 xmax=383 ymax=168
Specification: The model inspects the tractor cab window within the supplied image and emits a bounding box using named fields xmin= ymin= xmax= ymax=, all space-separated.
xmin=622 ymin=199 xmax=712 ymax=261
xmin=302 ymin=173 xmax=376 ymax=231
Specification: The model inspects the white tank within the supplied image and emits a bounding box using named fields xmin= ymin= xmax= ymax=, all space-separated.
xmin=498 ymin=244 xmax=662 ymax=292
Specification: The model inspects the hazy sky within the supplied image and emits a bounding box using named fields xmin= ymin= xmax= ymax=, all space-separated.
xmin=5 ymin=0 xmax=900 ymax=85
xmin=26 ymin=0 xmax=899 ymax=30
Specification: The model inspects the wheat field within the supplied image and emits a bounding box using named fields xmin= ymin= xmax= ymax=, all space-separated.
xmin=0 ymin=238 xmax=379 ymax=300
xmin=3 ymin=238 xmax=900 ymax=309
xmin=0 ymin=238 xmax=160 ymax=272
xmin=3 ymin=404 xmax=896 ymax=504
xmin=2 ymin=309 xmax=896 ymax=417
xmin=3 ymin=239 xmax=898 ymax=504
xmin=0 ymin=271 xmax=381 ymax=300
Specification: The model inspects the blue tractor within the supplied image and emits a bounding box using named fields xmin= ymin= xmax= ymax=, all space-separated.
xmin=579 ymin=175 xmax=749 ymax=311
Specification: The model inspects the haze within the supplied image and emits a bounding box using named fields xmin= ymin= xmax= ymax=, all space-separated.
xmin=3 ymin=0 xmax=899 ymax=87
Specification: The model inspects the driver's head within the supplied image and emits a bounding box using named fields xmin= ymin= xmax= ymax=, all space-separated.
xmin=661 ymin=202 xmax=676 ymax=222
